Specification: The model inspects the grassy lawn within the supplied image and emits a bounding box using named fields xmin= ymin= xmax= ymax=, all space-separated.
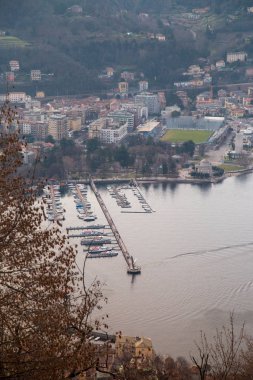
xmin=0 ymin=36 xmax=29 ymax=47
xmin=161 ymin=129 xmax=213 ymax=144
xmin=218 ymin=164 xmax=244 ymax=172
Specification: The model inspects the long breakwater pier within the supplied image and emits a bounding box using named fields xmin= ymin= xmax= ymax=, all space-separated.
xmin=90 ymin=177 xmax=141 ymax=274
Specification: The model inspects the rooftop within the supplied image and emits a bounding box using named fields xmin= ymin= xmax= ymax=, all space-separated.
xmin=137 ymin=120 xmax=160 ymax=133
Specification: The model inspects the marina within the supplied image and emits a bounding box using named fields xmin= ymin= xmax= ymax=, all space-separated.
xmin=51 ymin=179 xmax=155 ymax=274
xmin=65 ymin=180 xmax=144 ymax=273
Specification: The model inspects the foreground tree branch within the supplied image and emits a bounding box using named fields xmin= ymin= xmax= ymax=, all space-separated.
xmin=0 ymin=103 xmax=107 ymax=379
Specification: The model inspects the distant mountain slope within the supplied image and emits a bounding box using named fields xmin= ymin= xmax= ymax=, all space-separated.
xmin=0 ymin=0 xmax=251 ymax=96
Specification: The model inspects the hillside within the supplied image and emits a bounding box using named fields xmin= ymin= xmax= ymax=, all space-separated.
xmin=0 ymin=0 xmax=252 ymax=96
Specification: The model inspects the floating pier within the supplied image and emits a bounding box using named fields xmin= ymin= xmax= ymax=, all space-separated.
xmin=90 ymin=177 xmax=141 ymax=274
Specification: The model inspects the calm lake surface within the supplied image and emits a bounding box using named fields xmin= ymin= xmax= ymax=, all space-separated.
xmin=61 ymin=174 xmax=253 ymax=358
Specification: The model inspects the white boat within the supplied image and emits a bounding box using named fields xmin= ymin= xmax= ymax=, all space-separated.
xmin=83 ymin=215 xmax=97 ymax=222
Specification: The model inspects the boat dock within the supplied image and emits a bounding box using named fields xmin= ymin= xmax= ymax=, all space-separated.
xmin=66 ymin=225 xmax=109 ymax=232
xmin=49 ymin=185 xmax=63 ymax=221
xmin=90 ymin=177 xmax=141 ymax=274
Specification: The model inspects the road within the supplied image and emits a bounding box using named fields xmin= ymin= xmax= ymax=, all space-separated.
xmin=206 ymin=130 xmax=233 ymax=165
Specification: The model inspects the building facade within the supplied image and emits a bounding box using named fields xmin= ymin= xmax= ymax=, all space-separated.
xmin=99 ymin=119 xmax=128 ymax=144
xmin=48 ymin=114 xmax=68 ymax=140
xmin=139 ymin=80 xmax=149 ymax=92
xmin=226 ymin=52 xmax=247 ymax=63
xmin=107 ymin=110 xmax=134 ymax=132
xmin=135 ymin=92 xmax=160 ymax=115
xmin=31 ymin=70 xmax=42 ymax=81
xmin=9 ymin=60 xmax=20 ymax=71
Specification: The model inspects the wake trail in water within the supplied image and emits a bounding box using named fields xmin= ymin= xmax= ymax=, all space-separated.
xmin=170 ymin=241 xmax=253 ymax=260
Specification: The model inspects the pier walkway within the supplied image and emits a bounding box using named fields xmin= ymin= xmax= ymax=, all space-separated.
xmin=49 ymin=185 xmax=58 ymax=221
xmin=90 ymin=177 xmax=140 ymax=274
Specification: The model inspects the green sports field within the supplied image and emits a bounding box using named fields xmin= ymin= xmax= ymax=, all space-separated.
xmin=0 ymin=36 xmax=29 ymax=48
xmin=161 ymin=129 xmax=213 ymax=144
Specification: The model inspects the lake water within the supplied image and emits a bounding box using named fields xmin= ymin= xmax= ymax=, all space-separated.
xmin=60 ymin=174 xmax=253 ymax=359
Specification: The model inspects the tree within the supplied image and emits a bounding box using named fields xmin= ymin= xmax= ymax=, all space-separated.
xmin=114 ymin=145 xmax=132 ymax=168
xmin=87 ymin=138 xmax=100 ymax=153
xmin=180 ymin=140 xmax=195 ymax=157
xmin=162 ymin=161 xmax=168 ymax=174
xmin=60 ymin=138 xmax=75 ymax=155
xmin=191 ymin=314 xmax=245 ymax=380
xmin=171 ymin=110 xmax=181 ymax=118
xmin=45 ymin=134 xmax=55 ymax=144
xmin=0 ymin=104 xmax=109 ymax=379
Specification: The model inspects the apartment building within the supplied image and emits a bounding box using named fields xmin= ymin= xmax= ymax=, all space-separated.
xmin=226 ymin=51 xmax=247 ymax=63
xmin=88 ymin=118 xmax=106 ymax=139
xmin=9 ymin=60 xmax=20 ymax=71
xmin=0 ymin=92 xmax=27 ymax=103
xmin=135 ymin=92 xmax=160 ymax=115
xmin=118 ymin=82 xmax=128 ymax=93
xmin=107 ymin=110 xmax=134 ymax=132
xmin=31 ymin=70 xmax=42 ymax=81
xmin=48 ymin=114 xmax=68 ymax=140
xmin=138 ymin=80 xmax=149 ymax=92
xmin=99 ymin=119 xmax=128 ymax=144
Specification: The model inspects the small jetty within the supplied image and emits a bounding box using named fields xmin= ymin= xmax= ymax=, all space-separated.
xmin=132 ymin=180 xmax=154 ymax=213
xmin=90 ymin=177 xmax=141 ymax=274
xmin=107 ymin=185 xmax=131 ymax=209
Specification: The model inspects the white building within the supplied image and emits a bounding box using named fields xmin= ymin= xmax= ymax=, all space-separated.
xmin=135 ymin=92 xmax=160 ymax=115
xmin=107 ymin=110 xmax=134 ymax=132
xmin=216 ymin=60 xmax=225 ymax=69
xmin=121 ymin=102 xmax=148 ymax=121
xmin=226 ymin=52 xmax=247 ymax=63
xmin=196 ymin=159 xmax=213 ymax=176
xmin=22 ymin=151 xmax=36 ymax=165
xmin=31 ymin=70 xmax=42 ymax=81
xmin=99 ymin=119 xmax=128 ymax=144
xmin=139 ymin=80 xmax=149 ymax=92
xmin=9 ymin=60 xmax=20 ymax=71
xmin=21 ymin=122 xmax=32 ymax=135
xmin=0 ymin=92 xmax=27 ymax=103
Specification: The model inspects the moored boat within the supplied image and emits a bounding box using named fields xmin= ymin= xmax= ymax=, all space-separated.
xmin=87 ymin=251 xmax=118 ymax=258
xmin=81 ymin=237 xmax=111 ymax=246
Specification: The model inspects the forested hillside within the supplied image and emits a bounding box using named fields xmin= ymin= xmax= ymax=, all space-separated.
xmin=0 ymin=0 xmax=252 ymax=96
